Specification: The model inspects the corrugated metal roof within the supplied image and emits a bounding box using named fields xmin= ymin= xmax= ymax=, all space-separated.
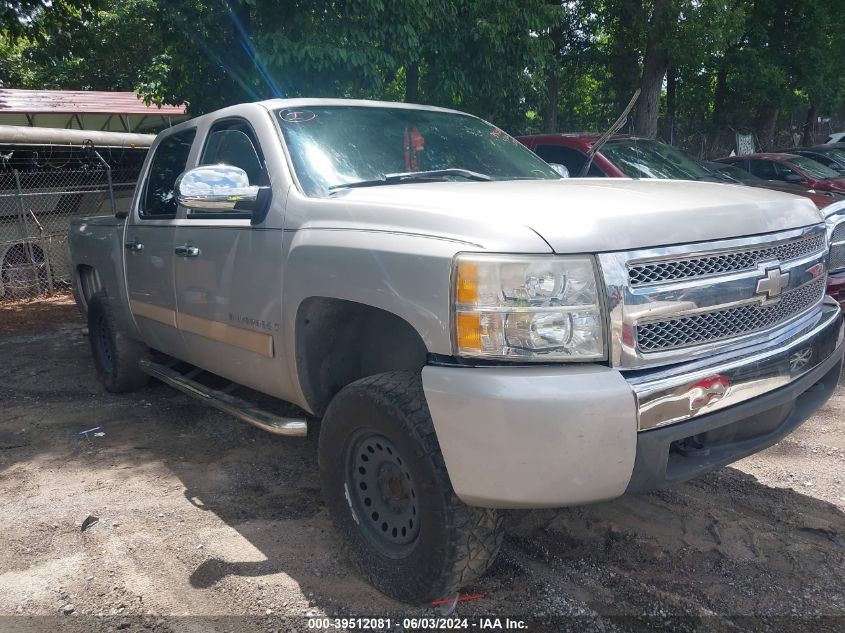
xmin=0 ymin=89 xmax=186 ymax=115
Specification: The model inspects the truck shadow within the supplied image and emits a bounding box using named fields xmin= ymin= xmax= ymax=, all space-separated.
xmin=1 ymin=320 xmax=844 ymax=617
xmin=156 ymin=388 xmax=845 ymax=617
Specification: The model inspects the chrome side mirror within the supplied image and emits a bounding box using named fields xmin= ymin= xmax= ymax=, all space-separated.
xmin=175 ymin=164 xmax=265 ymax=212
xmin=549 ymin=163 xmax=570 ymax=178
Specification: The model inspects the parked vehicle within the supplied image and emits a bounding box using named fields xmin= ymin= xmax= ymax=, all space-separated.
xmin=520 ymin=136 xmax=845 ymax=303
xmin=825 ymin=132 xmax=845 ymax=144
xmin=706 ymin=161 xmax=845 ymax=209
xmin=0 ymin=126 xmax=151 ymax=298
xmin=517 ymin=133 xmax=845 ymax=211
xmin=69 ymin=99 xmax=844 ymax=604
xmin=517 ymin=133 xmax=723 ymax=180
xmin=777 ymin=146 xmax=845 ymax=175
xmin=825 ymin=202 xmax=845 ymax=308
xmin=716 ymin=153 xmax=845 ymax=195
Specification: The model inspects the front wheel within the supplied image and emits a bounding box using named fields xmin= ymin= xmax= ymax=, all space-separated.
xmin=318 ymin=371 xmax=504 ymax=604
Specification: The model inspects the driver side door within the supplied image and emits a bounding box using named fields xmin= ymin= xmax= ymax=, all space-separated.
xmin=173 ymin=116 xmax=284 ymax=396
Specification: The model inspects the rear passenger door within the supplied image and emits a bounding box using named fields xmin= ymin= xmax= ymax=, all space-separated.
xmin=172 ymin=117 xmax=284 ymax=395
xmin=124 ymin=128 xmax=195 ymax=355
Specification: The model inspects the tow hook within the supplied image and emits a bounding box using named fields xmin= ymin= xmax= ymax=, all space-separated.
xmin=671 ymin=435 xmax=711 ymax=458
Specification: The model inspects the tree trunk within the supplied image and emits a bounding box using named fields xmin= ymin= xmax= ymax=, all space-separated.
xmin=405 ymin=64 xmax=419 ymax=103
xmin=757 ymin=108 xmax=779 ymax=151
xmin=665 ymin=65 xmax=676 ymax=144
xmin=801 ymin=104 xmax=816 ymax=146
xmin=542 ymin=71 xmax=559 ymax=133
xmin=541 ymin=23 xmax=565 ymax=133
xmin=633 ymin=45 xmax=669 ymax=138
xmin=712 ymin=63 xmax=728 ymax=126
xmin=632 ymin=0 xmax=676 ymax=138
xmin=608 ymin=1 xmax=643 ymax=113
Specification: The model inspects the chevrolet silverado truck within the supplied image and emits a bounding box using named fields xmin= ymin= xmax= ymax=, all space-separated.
xmin=68 ymin=99 xmax=845 ymax=604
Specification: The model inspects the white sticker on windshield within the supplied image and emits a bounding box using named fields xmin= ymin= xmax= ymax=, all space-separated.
xmin=279 ymin=109 xmax=316 ymax=123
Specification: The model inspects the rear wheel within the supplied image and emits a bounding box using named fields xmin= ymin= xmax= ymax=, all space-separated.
xmin=87 ymin=290 xmax=149 ymax=393
xmin=319 ymin=371 xmax=504 ymax=604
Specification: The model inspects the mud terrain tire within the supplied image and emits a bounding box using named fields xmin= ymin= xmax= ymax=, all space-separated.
xmin=319 ymin=371 xmax=504 ymax=604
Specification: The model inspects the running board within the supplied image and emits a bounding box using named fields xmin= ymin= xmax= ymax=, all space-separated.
xmin=139 ymin=359 xmax=308 ymax=437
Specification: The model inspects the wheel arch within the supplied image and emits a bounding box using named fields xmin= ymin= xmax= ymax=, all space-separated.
xmin=294 ymin=297 xmax=429 ymax=417
xmin=73 ymin=264 xmax=103 ymax=315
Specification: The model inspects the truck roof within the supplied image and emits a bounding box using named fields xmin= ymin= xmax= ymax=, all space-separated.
xmin=158 ymin=99 xmax=477 ymax=139
xmin=258 ymin=98 xmax=469 ymax=117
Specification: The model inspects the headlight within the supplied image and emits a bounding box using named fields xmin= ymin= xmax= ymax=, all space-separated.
xmin=452 ymin=253 xmax=606 ymax=361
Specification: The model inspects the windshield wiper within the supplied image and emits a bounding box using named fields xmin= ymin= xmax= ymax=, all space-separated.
xmin=580 ymin=88 xmax=641 ymax=177
xmin=328 ymin=169 xmax=493 ymax=191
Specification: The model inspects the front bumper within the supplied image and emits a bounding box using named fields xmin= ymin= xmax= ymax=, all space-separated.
xmin=422 ymin=301 xmax=844 ymax=509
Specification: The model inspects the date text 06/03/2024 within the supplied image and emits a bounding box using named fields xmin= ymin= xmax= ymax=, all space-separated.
xmin=306 ymin=617 xmax=528 ymax=630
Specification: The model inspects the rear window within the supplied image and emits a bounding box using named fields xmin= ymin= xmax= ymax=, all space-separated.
xmin=534 ymin=144 xmax=606 ymax=177
xmin=600 ymin=139 xmax=717 ymax=181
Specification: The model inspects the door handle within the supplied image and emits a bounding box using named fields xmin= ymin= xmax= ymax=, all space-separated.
xmin=124 ymin=240 xmax=144 ymax=252
xmin=175 ymin=244 xmax=201 ymax=257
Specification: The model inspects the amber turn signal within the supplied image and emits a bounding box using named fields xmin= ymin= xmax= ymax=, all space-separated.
xmin=455 ymin=312 xmax=483 ymax=350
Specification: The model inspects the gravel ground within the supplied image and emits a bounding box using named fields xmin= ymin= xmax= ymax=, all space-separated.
xmin=1 ymin=296 xmax=844 ymax=632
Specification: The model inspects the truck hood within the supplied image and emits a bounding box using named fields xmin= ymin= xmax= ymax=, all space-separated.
xmin=335 ymin=178 xmax=823 ymax=253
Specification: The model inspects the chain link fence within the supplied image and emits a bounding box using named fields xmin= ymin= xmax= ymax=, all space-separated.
xmin=0 ymin=168 xmax=138 ymax=300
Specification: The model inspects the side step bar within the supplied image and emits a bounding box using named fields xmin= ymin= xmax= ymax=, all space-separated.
xmin=139 ymin=359 xmax=308 ymax=437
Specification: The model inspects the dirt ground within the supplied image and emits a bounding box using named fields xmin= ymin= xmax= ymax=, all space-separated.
xmin=1 ymin=296 xmax=844 ymax=632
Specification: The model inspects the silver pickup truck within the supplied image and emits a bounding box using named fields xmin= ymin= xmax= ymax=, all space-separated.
xmin=69 ymin=99 xmax=845 ymax=604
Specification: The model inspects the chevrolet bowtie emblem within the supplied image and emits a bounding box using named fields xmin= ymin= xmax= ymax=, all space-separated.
xmin=755 ymin=266 xmax=790 ymax=301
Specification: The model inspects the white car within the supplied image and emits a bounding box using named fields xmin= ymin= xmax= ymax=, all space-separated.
xmin=826 ymin=131 xmax=845 ymax=144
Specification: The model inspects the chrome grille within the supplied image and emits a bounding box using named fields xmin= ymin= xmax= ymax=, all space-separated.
xmin=628 ymin=232 xmax=826 ymax=286
xmin=636 ymin=277 xmax=826 ymax=353
xmin=831 ymin=221 xmax=845 ymax=272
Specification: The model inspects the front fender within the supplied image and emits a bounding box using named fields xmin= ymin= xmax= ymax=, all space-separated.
xmin=282 ymin=228 xmax=460 ymax=356
xmin=281 ymin=228 xmax=465 ymax=409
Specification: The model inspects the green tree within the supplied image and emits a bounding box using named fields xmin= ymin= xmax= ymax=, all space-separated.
xmin=3 ymin=0 xmax=845 ymax=151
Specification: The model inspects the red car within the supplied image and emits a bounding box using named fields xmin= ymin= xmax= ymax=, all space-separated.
xmin=518 ymin=134 xmax=843 ymax=208
xmin=517 ymin=134 xmax=845 ymax=307
xmin=716 ymin=153 xmax=845 ymax=196
xmin=517 ymin=133 xmax=637 ymax=178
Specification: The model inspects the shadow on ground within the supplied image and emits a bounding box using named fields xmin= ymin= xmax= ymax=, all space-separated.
xmin=1 ymin=314 xmax=844 ymax=626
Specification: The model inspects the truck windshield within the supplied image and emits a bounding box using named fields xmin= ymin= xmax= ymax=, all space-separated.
xmin=601 ymin=138 xmax=719 ymax=181
xmin=275 ymin=105 xmax=560 ymax=197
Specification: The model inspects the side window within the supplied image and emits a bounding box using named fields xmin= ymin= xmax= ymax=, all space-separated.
xmin=141 ymin=129 xmax=196 ymax=218
xmin=771 ymin=162 xmax=799 ymax=181
xmin=200 ymin=119 xmax=269 ymax=186
xmin=748 ymin=160 xmax=776 ymax=179
xmin=535 ymin=144 xmax=605 ymax=177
